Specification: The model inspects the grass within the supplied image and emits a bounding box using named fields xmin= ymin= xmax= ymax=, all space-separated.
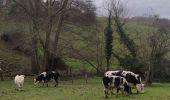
xmin=0 ymin=77 xmax=170 ymax=100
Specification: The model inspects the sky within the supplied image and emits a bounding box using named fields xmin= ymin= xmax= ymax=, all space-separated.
xmin=93 ymin=0 xmax=170 ymax=19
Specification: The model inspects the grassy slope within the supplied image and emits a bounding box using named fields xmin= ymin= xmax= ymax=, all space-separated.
xmin=0 ymin=78 xmax=170 ymax=100
xmin=0 ymin=17 xmax=165 ymax=72
xmin=0 ymin=44 xmax=31 ymax=74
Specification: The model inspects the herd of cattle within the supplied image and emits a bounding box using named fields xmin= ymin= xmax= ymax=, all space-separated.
xmin=103 ymin=70 xmax=144 ymax=98
xmin=14 ymin=70 xmax=144 ymax=98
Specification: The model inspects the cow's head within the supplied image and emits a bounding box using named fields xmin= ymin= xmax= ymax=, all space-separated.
xmin=33 ymin=76 xmax=41 ymax=86
xmin=136 ymin=83 xmax=144 ymax=93
xmin=34 ymin=72 xmax=46 ymax=86
xmin=34 ymin=78 xmax=39 ymax=85
xmin=135 ymin=74 xmax=142 ymax=83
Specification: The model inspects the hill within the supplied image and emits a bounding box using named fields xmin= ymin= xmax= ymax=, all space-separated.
xmin=0 ymin=16 xmax=170 ymax=75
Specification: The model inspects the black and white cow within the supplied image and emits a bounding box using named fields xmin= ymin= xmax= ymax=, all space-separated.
xmin=103 ymin=75 xmax=130 ymax=98
xmin=105 ymin=70 xmax=144 ymax=94
xmin=34 ymin=71 xmax=60 ymax=87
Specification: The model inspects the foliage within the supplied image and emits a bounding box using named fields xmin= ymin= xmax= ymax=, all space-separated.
xmin=145 ymin=27 xmax=170 ymax=85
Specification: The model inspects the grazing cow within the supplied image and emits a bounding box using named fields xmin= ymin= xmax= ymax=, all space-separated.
xmin=105 ymin=70 xmax=144 ymax=93
xmin=34 ymin=71 xmax=60 ymax=87
xmin=14 ymin=75 xmax=25 ymax=91
xmin=103 ymin=76 xmax=130 ymax=98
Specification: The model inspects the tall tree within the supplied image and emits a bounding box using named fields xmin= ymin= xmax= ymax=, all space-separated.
xmin=145 ymin=20 xmax=170 ymax=85
xmin=12 ymin=0 xmax=71 ymax=72
xmin=104 ymin=11 xmax=113 ymax=71
xmin=104 ymin=0 xmax=138 ymax=70
xmin=12 ymin=0 xmax=43 ymax=74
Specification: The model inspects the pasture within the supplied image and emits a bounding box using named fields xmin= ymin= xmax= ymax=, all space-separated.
xmin=0 ymin=77 xmax=170 ymax=100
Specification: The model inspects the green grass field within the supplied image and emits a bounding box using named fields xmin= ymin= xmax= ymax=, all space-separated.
xmin=0 ymin=77 xmax=170 ymax=100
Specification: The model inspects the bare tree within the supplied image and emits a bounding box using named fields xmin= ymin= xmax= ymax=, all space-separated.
xmin=12 ymin=0 xmax=71 ymax=72
xmin=59 ymin=21 xmax=104 ymax=75
xmin=136 ymin=14 xmax=170 ymax=85
xmin=145 ymin=16 xmax=170 ymax=85
xmin=42 ymin=0 xmax=70 ymax=71
xmin=12 ymin=0 xmax=44 ymax=74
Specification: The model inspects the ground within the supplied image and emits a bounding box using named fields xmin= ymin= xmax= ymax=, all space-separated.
xmin=0 ymin=77 xmax=170 ymax=100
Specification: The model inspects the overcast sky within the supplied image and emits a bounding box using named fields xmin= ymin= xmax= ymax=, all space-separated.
xmin=93 ymin=0 xmax=170 ymax=19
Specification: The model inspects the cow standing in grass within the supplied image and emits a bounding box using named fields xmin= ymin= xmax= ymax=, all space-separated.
xmin=103 ymin=75 xmax=130 ymax=98
xmin=14 ymin=75 xmax=25 ymax=91
xmin=105 ymin=70 xmax=144 ymax=94
xmin=34 ymin=71 xmax=60 ymax=87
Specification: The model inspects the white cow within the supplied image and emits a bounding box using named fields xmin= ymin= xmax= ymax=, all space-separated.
xmin=14 ymin=75 xmax=25 ymax=91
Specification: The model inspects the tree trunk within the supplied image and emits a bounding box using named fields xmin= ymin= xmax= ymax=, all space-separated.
xmin=106 ymin=60 xmax=110 ymax=71
xmin=51 ymin=3 xmax=68 ymax=70
xmin=0 ymin=67 xmax=4 ymax=81
xmin=31 ymin=20 xmax=41 ymax=73
xmin=96 ymin=29 xmax=101 ymax=75
xmin=43 ymin=18 xmax=53 ymax=71
xmin=31 ymin=55 xmax=40 ymax=74
xmin=145 ymin=62 xmax=153 ymax=85
xmin=0 ymin=72 xmax=4 ymax=81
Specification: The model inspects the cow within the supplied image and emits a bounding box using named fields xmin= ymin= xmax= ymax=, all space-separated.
xmin=103 ymin=75 xmax=130 ymax=98
xmin=105 ymin=70 xmax=144 ymax=94
xmin=34 ymin=71 xmax=60 ymax=87
xmin=14 ymin=75 xmax=25 ymax=91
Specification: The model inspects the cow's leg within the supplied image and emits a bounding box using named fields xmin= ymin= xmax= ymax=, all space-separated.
xmin=120 ymin=88 xmax=124 ymax=95
xmin=18 ymin=84 xmax=22 ymax=91
xmin=46 ymin=82 xmax=48 ymax=87
xmin=20 ymin=84 xmax=23 ymax=91
xmin=110 ymin=87 xmax=114 ymax=95
xmin=116 ymin=88 xmax=119 ymax=97
xmin=15 ymin=84 xmax=18 ymax=91
xmin=42 ymin=80 xmax=45 ymax=87
xmin=44 ymin=80 xmax=48 ymax=87
xmin=136 ymin=88 xmax=139 ymax=94
xmin=104 ymin=88 xmax=109 ymax=98
xmin=124 ymin=91 xmax=129 ymax=96
xmin=54 ymin=78 xmax=58 ymax=87
xmin=129 ymin=87 xmax=132 ymax=94
xmin=16 ymin=86 xmax=19 ymax=91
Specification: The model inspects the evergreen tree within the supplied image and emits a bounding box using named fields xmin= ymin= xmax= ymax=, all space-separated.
xmin=104 ymin=11 xmax=113 ymax=71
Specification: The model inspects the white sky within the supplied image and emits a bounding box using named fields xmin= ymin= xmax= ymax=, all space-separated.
xmin=93 ymin=0 xmax=170 ymax=19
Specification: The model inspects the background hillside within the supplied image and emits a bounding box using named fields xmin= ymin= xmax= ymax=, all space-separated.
xmin=0 ymin=16 xmax=170 ymax=76
xmin=0 ymin=0 xmax=169 ymax=83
